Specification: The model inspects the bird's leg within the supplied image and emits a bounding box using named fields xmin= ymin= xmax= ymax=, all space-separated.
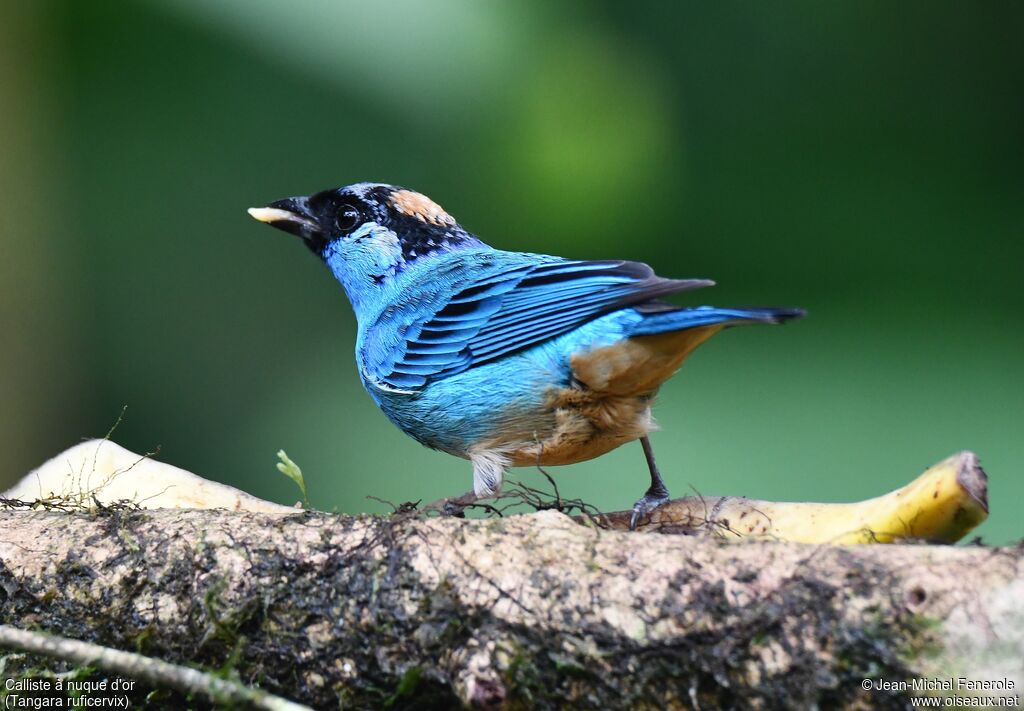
xmin=630 ymin=436 xmax=671 ymax=530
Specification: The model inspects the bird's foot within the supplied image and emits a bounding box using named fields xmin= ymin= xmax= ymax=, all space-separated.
xmin=441 ymin=500 xmax=467 ymax=518
xmin=629 ymin=491 xmax=670 ymax=531
xmin=436 ymin=491 xmax=477 ymax=518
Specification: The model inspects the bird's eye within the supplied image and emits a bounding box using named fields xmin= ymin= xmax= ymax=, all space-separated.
xmin=335 ymin=203 xmax=361 ymax=232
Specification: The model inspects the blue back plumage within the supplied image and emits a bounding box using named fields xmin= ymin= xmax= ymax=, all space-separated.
xmin=354 ymin=249 xmax=714 ymax=392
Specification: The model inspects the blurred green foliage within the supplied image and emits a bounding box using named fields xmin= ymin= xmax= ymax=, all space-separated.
xmin=1 ymin=1 xmax=1021 ymax=542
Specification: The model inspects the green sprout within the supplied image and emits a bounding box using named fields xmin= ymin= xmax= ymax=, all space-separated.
xmin=275 ymin=450 xmax=307 ymax=503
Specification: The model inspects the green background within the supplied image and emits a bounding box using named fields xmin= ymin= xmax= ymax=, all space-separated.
xmin=2 ymin=2 xmax=1021 ymax=542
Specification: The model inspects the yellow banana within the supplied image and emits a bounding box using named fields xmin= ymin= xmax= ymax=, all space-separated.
xmin=601 ymin=451 xmax=988 ymax=543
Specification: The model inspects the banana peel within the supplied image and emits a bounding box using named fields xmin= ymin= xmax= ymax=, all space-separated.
xmin=599 ymin=451 xmax=988 ymax=544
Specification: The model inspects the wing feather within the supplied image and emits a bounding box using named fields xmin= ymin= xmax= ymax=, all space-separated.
xmin=361 ymin=253 xmax=712 ymax=391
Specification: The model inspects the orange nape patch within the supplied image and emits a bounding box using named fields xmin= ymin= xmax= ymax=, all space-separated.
xmin=570 ymin=325 xmax=725 ymax=396
xmin=390 ymin=190 xmax=456 ymax=227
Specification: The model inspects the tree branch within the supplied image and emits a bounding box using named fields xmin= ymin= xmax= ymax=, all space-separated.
xmin=0 ymin=624 xmax=310 ymax=710
xmin=1 ymin=507 xmax=1020 ymax=709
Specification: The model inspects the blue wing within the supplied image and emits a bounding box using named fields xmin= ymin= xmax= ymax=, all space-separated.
xmin=361 ymin=252 xmax=713 ymax=392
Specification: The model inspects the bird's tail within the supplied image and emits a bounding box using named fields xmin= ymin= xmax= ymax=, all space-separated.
xmin=569 ymin=303 xmax=804 ymax=396
xmin=627 ymin=304 xmax=805 ymax=337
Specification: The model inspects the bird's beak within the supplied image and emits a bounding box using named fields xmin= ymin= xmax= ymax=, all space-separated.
xmin=247 ymin=196 xmax=321 ymax=241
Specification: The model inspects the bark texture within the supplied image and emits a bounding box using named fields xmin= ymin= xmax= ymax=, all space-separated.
xmin=0 ymin=508 xmax=1021 ymax=710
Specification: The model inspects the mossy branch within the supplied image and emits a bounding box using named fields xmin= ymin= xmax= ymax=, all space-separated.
xmin=0 ymin=507 xmax=1021 ymax=709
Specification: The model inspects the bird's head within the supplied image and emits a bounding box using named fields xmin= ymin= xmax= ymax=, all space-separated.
xmin=249 ymin=183 xmax=485 ymax=309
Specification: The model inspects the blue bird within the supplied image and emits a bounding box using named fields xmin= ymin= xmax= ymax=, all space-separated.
xmin=249 ymin=183 xmax=803 ymax=528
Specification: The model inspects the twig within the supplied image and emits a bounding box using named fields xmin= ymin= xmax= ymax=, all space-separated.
xmin=0 ymin=624 xmax=310 ymax=711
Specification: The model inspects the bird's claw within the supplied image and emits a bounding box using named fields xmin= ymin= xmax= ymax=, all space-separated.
xmin=629 ymin=492 xmax=670 ymax=531
xmin=441 ymin=500 xmax=467 ymax=518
